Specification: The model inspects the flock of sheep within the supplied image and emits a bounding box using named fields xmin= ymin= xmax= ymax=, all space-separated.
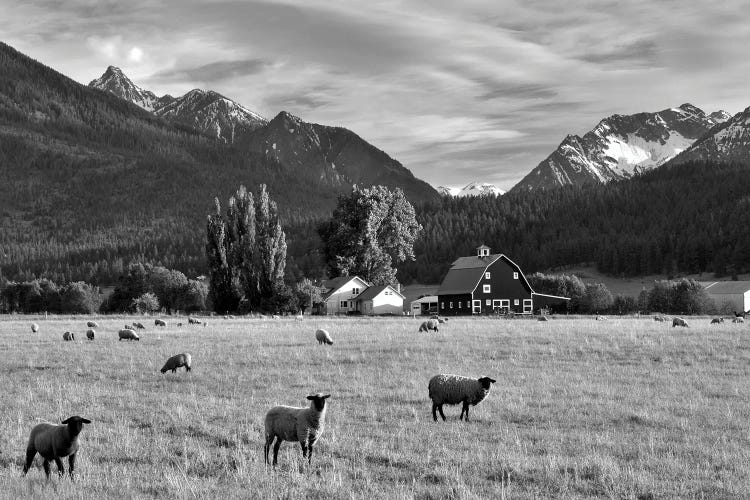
xmin=21 ymin=314 xmax=496 ymax=477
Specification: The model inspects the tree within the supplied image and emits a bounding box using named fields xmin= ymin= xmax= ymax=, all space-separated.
xmin=318 ymin=185 xmax=421 ymax=285
xmin=206 ymin=184 xmax=288 ymax=313
xmin=294 ymin=278 xmax=326 ymax=314
xmin=131 ymin=292 xmax=160 ymax=314
xmin=582 ymin=283 xmax=614 ymax=314
xmin=61 ymin=282 xmax=101 ymax=314
xmin=150 ymin=266 xmax=189 ymax=314
xmin=178 ymin=280 xmax=209 ymax=312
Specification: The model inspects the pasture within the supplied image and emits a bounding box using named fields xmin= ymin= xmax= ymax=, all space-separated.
xmin=0 ymin=315 xmax=749 ymax=499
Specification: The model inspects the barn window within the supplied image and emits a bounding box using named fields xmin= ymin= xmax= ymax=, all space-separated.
xmin=458 ymin=301 xmax=462 ymax=309
xmin=450 ymin=302 xmax=453 ymax=309
xmin=441 ymin=302 xmax=445 ymax=310
xmin=467 ymin=301 xmax=471 ymax=308
xmin=486 ymin=299 xmax=491 ymax=306
xmin=340 ymin=300 xmax=348 ymax=308
xmin=483 ymin=284 xmax=491 ymax=293
xmin=485 ymin=272 xmax=491 ymax=279
xmin=514 ymin=299 xmax=519 ymax=306
xmin=353 ymin=287 xmax=360 ymax=295
xmin=513 ymin=272 xmax=518 ymax=279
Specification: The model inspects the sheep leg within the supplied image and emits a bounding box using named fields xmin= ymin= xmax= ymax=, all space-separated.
xmin=460 ymin=402 xmax=470 ymax=421
xmin=264 ymin=435 xmax=274 ymax=465
xmin=42 ymin=460 xmax=51 ymax=478
xmin=68 ymin=453 xmax=76 ymax=479
xmin=307 ymin=441 xmax=314 ymax=465
xmin=432 ymin=403 xmax=438 ymax=421
xmin=300 ymin=442 xmax=308 ymax=461
xmin=54 ymin=457 xmax=64 ymax=477
xmin=272 ymin=439 xmax=282 ymax=466
xmin=22 ymin=448 xmax=36 ymax=475
xmin=437 ymin=404 xmax=447 ymax=421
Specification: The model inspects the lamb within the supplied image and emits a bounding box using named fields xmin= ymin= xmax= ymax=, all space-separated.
xmin=86 ymin=329 xmax=95 ymax=340
xmin=22 ymin=416 xmax=91 ymax=479
xmin=418 ymin=319 xmax=439 ymax=332
xmin=160 ymin=353 xmax=192 ymax=373
xmin=118 ymin=329 xmax=139 ymax=341
xmin=264 ymin=393 xmax=331 ymax=466
xmin=672 ymin=317 xmax=689 ymax=328
xmin=710 ymin=318 xmax=724 ymax=324
xmin=315 ymin=329 xmax=333 ymax=345
xmin=31 ymin=323 xmax=39 ymax=333
xmin=62 ymin=331 xmax=75 ymax=341
xmin=86 ymin=321 xmax=98 ymax=328
xmin=428 ymin=374 xmax=496 ymax=422
xmin=154 ymin=319 xmax=167 ymax=327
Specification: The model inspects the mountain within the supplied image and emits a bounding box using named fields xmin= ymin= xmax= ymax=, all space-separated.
xmin=89 ymin=66 xmax=266 ymax=143
xmin=511 ymin=103 xmax=730 ymax=192
xmin=436 ymin=182 xmax=504 ymax=197
xmin=243 ymin=111 xmax=438 ymax=203
xmin=669 ymin=107 xmax=750 ymax=165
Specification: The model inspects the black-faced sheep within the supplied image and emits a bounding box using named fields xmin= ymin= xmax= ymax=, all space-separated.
xmin=710 ymin=318 xmax=724 ymax=324
xmin=154 ymin=319 xmax=167 ymax=327
xmin=428 ymin=374 xmax=496 ymax=422
xmin=264 ymin=393 xmax=330 ymax=466
xmin=22 ymin=416 xmax=91 ymax=479
xmin=672 ymin=317 xmax=689 ymax=328
xmin=160 ymin=353 xmax=192 ymax=373
xmin=315 ymin=329 xmax=333 ymax=345
xmin=118 ymin=329 xmax=139 ymax=341
xmin=86 ymin=329 xmax=95 ymax=340
xmin=62 ymin=331 xmax=75 ymax=341
xmin=419 ymin=319 xmax=439 ymax=332
xmin=86 ymin=321 xmax=98 ymax=328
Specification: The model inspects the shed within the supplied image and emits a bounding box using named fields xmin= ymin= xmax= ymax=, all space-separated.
xmin=410 ymin=295 xmax=438 ymax=316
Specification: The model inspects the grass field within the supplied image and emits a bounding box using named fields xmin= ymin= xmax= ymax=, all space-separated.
xmin=1 ymin=315 xmax=749 ymax=499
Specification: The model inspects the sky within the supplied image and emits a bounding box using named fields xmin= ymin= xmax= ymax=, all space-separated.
xmin=2 ymin=0 xmax=749 ymax=191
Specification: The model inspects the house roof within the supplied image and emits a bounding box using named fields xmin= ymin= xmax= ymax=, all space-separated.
xmin=701 ymin=281 xmax=750 ymax=294
xmin=410 ymin=295 xmax=438 ymax=304
xmin=355 ymin=285 xmax=404 ymax=302
xmin=322 ymin=276 xmax=369 ymax=299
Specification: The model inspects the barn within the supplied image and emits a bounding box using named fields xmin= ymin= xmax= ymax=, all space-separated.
xmin=436 ymin=245 xmax=569 ymax=316
xmin=701 ymin=281 xmax=750 ymax=314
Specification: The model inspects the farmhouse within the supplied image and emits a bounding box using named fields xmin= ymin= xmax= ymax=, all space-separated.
xmin=437 ymin=245 xmax=569 ymax=316
xmin=701 ymin=281 xmax=750 ymax=313
xmin=320 ymin=277 xmax=404 ymax=315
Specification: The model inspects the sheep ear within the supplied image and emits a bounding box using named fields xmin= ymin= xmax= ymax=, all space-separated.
xmin=322 ymin=394 xmax=331 ymax=399
xmin=80 ymin=418 xmax=91 ymax=424
xmin=306 ymin=395 xmax=315 ymax=400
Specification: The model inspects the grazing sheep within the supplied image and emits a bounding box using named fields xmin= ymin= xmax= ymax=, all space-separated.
xmin=160 ymin=353 xmax=192 ymax=373
xmin=733 ymin=317 xmax=745 ymax=324
xmin=428 ymin=374 xmax=496 ymax=422
xmin=430 ymin=315 xmax=447 ymax=324
xmin=154 ymin=319 xmax=166 ymax=327
xmin=86 ymin=321 xmax=98 ymax=328
xmin=653 ymin=316 xmax=665 ymax=322
xmin=315 ymin=329 xmax=333 ymax=345
xmin=62 ymin=331 xmax=75 ymax=341
xmin=86 ymin=329 xmax=95 ymax=340
xmin=132 ymin=322 xmax=145 ymax=330
xmin=596 ymin=315 xmax=607 ymax=321
xmin=118 ymin=329 xmax=139 ymax=341
xmin=177 ymin=322 xmax=183 ymax=327
xmin=188 ymin=317 xmax=201 ymax=325
xmin=264 ymin=393 xmax=331 ymax=466
xmin=418 ymin=319 xmax=439 ymax=332
xmin=538 ymin=316 xmax=548 ymax=322
xmin=22 ymin=416 xmax=91 ymax=479
xmin=710 ymin=318 xmax=724 ymax=324
xmin=672 ymin=317 xmax=689 ymax=328
xmin=272 ymin=314 xmax=281 ymax=320
xmin=31 ymin=323 xmax=39 ymax=333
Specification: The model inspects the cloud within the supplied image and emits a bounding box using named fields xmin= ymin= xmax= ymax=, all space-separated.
xmin=150 ymin=59 xmax=272 ymax=83
xmin=127 ymin=47 xmax=143 ymax=63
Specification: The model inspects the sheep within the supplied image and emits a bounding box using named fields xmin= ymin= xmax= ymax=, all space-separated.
xmin=710 ymin=318 xmax=724 ymax=324
xmin=733 ymin=317 xmax=745 ymax=324
xmin=315 ymin=329 xmax=333 ymax=345
xmin=177 ymin=322 xmax=183 ymax=327
xmin=295 ymin=314 xmax=303 ymax=322
xmin=653 ymin=316 xmax=666 ymax=322
xmin=31 ymin=323 xmax=39 ymax=333
xmin=118 ymin=329 xmax=139 ymax=341
xmin=22 ymin=416 xmax=91 ymax=479
xmin=418 ymin=319 xmax=439 ymax=332
xmin=672 ymin=317 xmax=689 ymax=328
xmin=272 ymin=314 xmax=281 ymax=320
xmin=86 ymin=321 xmax=98 ymax=328
xmin=188 ymin=317 xmax=201 ymax=325
xmin=132 ymin=322 xmax=145 ymax=330
xmin=264 ymin=393 xmax=331 ymax=466
xmin=86 ymin=329 xmax=95 ymax=340
xmin=430 ymin=315 xmax=447 ymax=324
xmin=160 ymin=353 xmax=192 ymax=373
xmin=62 ymin=331 xmax=75 ymax=341
xmin=428 ymin=374 xmax=496 ymax=422
xmin=154 ymin=319 xmax=167 ymax=327
xmin=596 ymin=315 xmax=607 ymax=321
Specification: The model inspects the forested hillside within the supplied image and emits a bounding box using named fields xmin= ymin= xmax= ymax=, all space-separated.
xmin=399 ymin=160 xmax=750 ymax=285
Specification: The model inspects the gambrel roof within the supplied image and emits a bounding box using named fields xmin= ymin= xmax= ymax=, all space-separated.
xmin=437 ymin=254 xmax=533 ymax=295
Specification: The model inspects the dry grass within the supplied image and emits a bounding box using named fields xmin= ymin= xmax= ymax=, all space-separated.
xmin=1 ymin=315 xmax=749 ymax=499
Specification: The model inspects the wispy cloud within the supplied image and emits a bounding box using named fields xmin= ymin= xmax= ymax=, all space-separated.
xmin=2 ymin=0 xmax=749 ymax=190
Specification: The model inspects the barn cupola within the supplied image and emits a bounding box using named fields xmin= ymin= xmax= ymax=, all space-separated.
xmin=476 ymin=244 xmax=491 ymax=257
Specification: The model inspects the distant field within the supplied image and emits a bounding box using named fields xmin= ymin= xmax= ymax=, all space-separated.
xmin=1 ymin=315 xmax=749 ymax=499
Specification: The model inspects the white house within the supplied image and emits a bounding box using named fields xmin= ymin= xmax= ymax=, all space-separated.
xmin=410 ymin=295 xmax=438 ymax=316
xmin=701 ymin=281 xmax=750 ymax=313
xmin=355 ymin=285 xmax=404 ymax=315
xmin=321 ymin=276 xmax=370 ymax=315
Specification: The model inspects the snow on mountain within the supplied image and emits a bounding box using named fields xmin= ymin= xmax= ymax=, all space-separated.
xmin=436 ymin=182 xmax=504 ymax=197
xmin=88 ymin=67 xmax=266 ymax=143
xmin=511 ymin=103 xmax=730 ymax=192
xmin=670 ymin=107 xmax=750 ymax=164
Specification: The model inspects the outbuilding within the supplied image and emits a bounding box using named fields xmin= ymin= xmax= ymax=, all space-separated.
xmin=410 ymin=295 xmax=439 ymax=316
xmin=355 ymin=285 xmax=404 ymax=315
xmin=436 ymin=245 xmax=569 ymax=316
xmin=701 ymin=281 xmax=750 ymax=313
